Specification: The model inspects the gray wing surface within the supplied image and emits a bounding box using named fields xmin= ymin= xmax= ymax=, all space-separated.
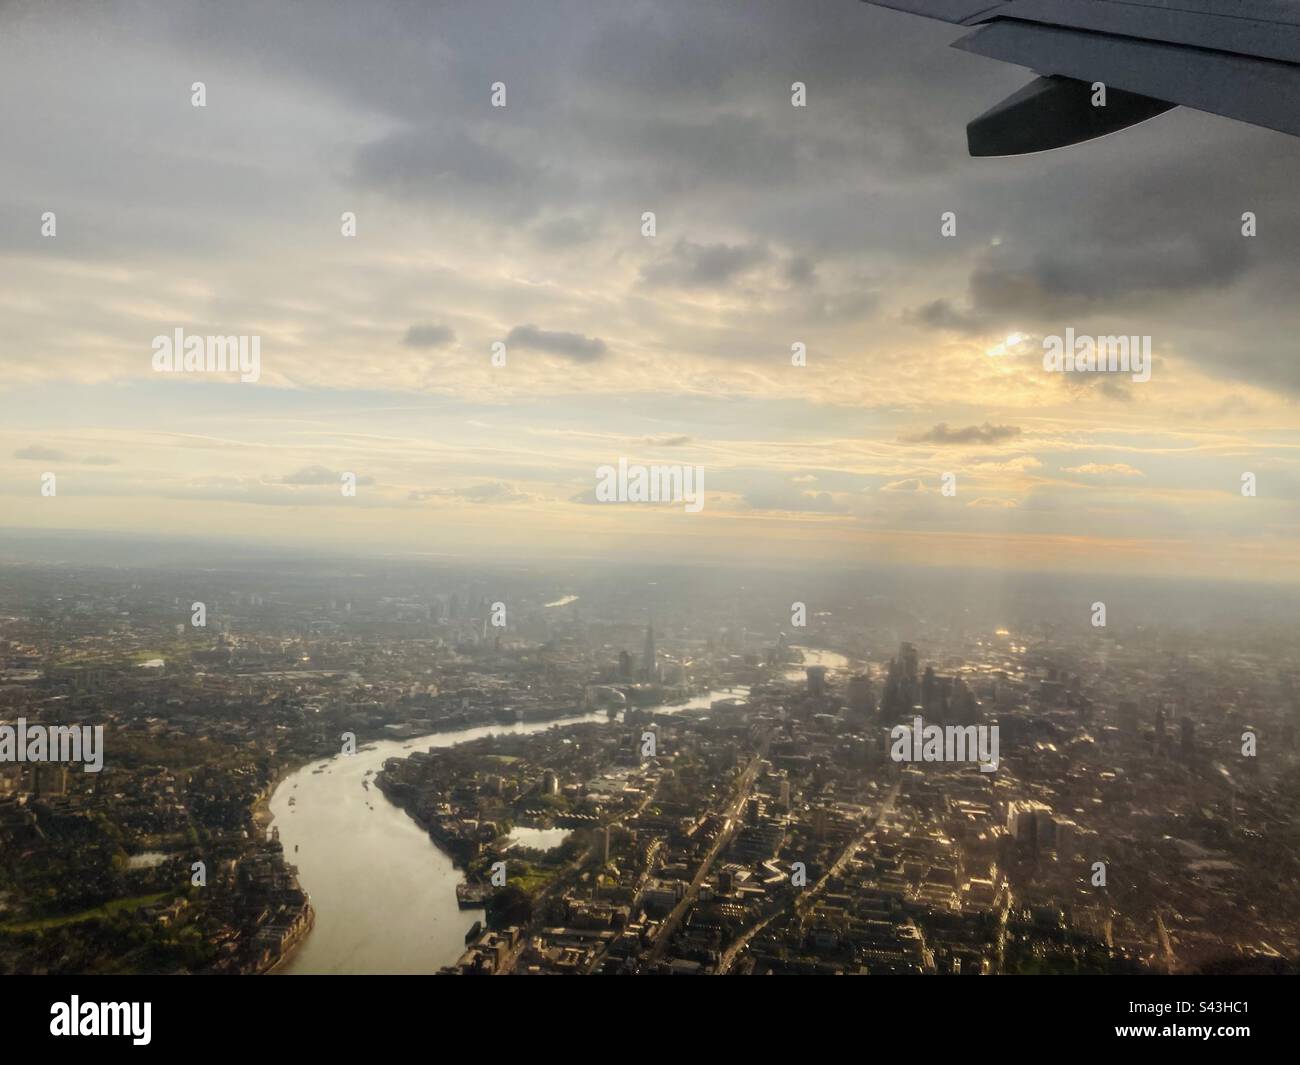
xmin=861 ymin=0 xmax=1300 ymax=154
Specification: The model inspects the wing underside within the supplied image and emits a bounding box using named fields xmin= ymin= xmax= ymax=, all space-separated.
xmin=862 ymin=0 xmax=1300 ymax=154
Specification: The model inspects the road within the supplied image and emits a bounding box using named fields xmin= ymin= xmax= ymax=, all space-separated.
xmin=496 ymin=760 xmax=672 ymax=974
xmin=716 ymin=778 xmax=902 ymax=973
xmin=644 ymin=751 xmax=764 ymax=965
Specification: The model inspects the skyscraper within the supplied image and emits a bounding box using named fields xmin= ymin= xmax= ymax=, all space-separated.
xmin=847 ymin=674 xmax=875 ymax=720
xmin=900 ymin=642 xmax=919 ymax=684
xmin=642 ymin=623 xmax=657 ymax=682
xmin=806 ymin=665 xmax=827 ymax=697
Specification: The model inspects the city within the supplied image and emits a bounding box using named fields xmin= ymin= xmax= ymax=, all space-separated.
xmin=1 ymin=0 xmax=1296 ymax=1041
xmin=2 ymin=549 xmax=1296 ymax=976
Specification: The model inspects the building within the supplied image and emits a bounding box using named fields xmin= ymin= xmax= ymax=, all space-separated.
xmin=847 ymin=674 xmax=875 ymax=719
xmin=806 ymin=665 xmax=828 ymax=697
xmin=642 ymin=624 xmax=657 ymax=682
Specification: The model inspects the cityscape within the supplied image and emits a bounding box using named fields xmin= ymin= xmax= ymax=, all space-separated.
xmin=2 ymin=546 xmax=1296 ymax=975
xmin=1 ymin=0 xmax=1298 ymax=1018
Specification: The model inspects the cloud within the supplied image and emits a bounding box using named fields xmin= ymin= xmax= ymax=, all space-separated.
xmin=966 ymin=497 xmax=1019 ymax=508
xmin=159 ymin=476 xmax=388 ymax=508
xmin=970 ymin=456 xmax=1042 ymax=474
xmin=402 ymin=324 xmax=456 ymax=348
xmin=641 ymin=239 xmax=768 ymax=288
xmin=458 ymin=481 xmax=535 ymax=503
xmin=881 ymin=478 xmax=925 ymax=493
xmin=5 ymin=0 xmax=1300 ymax=574
xmin=910 ymin=298 xmax=990 ymax=336
xmin=967 ymin=238 xmax=1249 ymax=319
xmin=742 ymin=488 xmax=847 ymax=513
xmin=1061 ymin=463 xmax=1145 ymax=479
xmin=505 ymin=324 xmax=607 ymax=362
xmin=918 ymin=224 xmax=1256 ymax=341
xmin=532 ymin=215 xmax=600 ymax=248
xmin=410 ymin=481 xmax=536 ymax=504
xmin=785 ymin=256 xmax=817 ymax=286
xmin=353 ymin=126 xmax=567 ymax=219
xmin=279 ymin=466 xmax=376 ymax=486
xmin=14 ymin=446 xmax=69 ymax=461
xmin=13 ymin=448 xmax=118 ymax=465
xmin=903 ymin=422 xmax=1022 ymax=446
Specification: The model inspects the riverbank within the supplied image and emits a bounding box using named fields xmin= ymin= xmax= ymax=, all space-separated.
xmin=249 ymin=750 xmax=345 ymax=975
xmin=259 ymin=903 xmax=315 ymax=974
xmin=262 ymin=685 xmax=750 ymax=973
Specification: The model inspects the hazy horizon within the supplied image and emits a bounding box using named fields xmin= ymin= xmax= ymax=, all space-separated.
xmin=4 ymin=0 xmax=1300 ymax=581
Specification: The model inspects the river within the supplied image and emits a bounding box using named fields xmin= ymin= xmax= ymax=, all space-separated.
xmin=783 ymin=646 xmax=854 ymax=681
xmin=268 ymin=686 xmax=746 ymax=974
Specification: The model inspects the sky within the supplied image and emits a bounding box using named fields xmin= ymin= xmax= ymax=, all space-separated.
xmin=3 ymin=0 xmax=1300 ymax=581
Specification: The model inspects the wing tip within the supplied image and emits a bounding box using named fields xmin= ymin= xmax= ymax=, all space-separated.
xmin=966 ymin=75 xmax=1176 ymax=157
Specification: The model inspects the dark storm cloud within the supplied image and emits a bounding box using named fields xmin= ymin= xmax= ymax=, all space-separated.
xmin=904 ymin=423 xmax=1022 ymax=446
xmin=506 ymin=324 xmax=608 ymax=362
xmin=402 ymin=324 xmax=455 ymax=348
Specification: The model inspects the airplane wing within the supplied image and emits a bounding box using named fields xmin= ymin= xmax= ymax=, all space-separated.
xmin=861 ymin=0 xmax=1300 ymax=155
